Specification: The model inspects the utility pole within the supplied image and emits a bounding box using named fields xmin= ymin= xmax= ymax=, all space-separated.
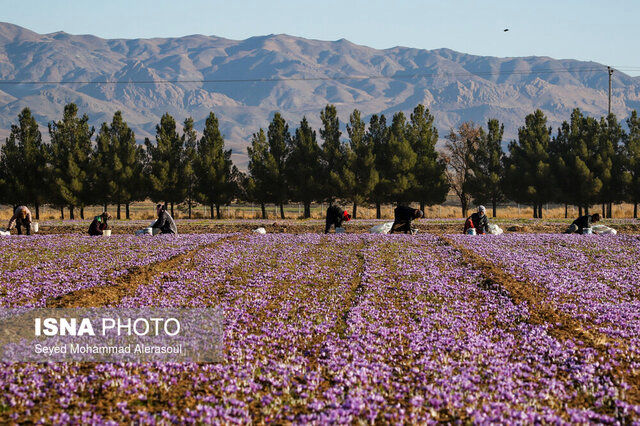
xmin=608 ymin=66 xmax=614 ymax=115
xmin=607 ymin=66 xmax=614 ymax=218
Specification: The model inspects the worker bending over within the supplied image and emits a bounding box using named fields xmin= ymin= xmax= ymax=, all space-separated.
xmin=390 ymin=205 xmax=423 ymax=234
xmin=325 ymin=205 xmax=351 ymax=233
xmin=464 ymin=205 xmax=489 ymax=235
xmin=152 ymin=204 xmax=178 ymax=235
xmin=7 ymin=206 xmax=32 ymax=235
xmin=565 ymin=213 xmax=600 ymax=234
xmin=88 ymin=212 xmax=111 ymax=236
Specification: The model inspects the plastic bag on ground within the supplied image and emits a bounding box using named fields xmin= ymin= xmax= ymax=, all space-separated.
xmin=591 ymin=224 xmax=617 ymax=235
xmin=253 ymin=227 xmax=267 ymax=234
xmin=487 ymin=224 xmax=503 ymax=235
xmin=370 ymin=222 xmax=394 ymax=234
xmin=0 ymin=229 xmax=9 ymax=236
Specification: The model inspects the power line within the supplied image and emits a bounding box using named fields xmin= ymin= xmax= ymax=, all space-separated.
xmin=0 ymin=66 xmax=636 ymax=86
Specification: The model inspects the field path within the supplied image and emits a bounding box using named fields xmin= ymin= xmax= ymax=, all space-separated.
xmin=440 ymin=235 xmax=640 ymax=405
xmin=45 ymin=235 xmax=239 ymax=308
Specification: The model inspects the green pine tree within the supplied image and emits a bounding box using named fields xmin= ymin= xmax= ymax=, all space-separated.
xmin=145 ymin=113 xmax=185 ymax=217
xmin=406 ymin=104 xmax=449 ymax=212
xmin=182 ymin=117 xmax=198 ymax=219
xmin=48 ymin=103 xmax=94 ymax=220
xmin=505 ymin=110 xmax=554 ymax=218
xmin=319 ymin=104 xmax=345 ymax=203
xmin=342 ymin=109 xmax=378 ymax=219
xmin=247 ymin=128 xmax=271 ymax=219
xmin=0 ymin=107 xmax=49 ymax=219
xmin=266 ymin=112 xmax=291 ymax=218
xmin=624 ymin=110 xmax=640 ymax=217
xmin=194 ymin=112 xmax=236 ymax=219
xmin=368 ymin=114 xmax=389 ymax=218
xmin=286 ymin=117 xmax=323 ymax=218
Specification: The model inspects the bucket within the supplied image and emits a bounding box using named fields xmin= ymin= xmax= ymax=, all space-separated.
xmin=103 ymin=229 xmax=112 ymax=236
xmin=31 ymin=222 xmax=39 ymax=233
xmin=466 ymin=228 xmax=476 ymax=235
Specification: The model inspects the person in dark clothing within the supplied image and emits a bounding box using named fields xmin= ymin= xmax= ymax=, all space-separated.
xmin=152 ymin=204 xmax=178 ymax=235
xmin=88 ymin=212 xmax=111 ymax=236
xmin=324 ymin=205 xmax=351 ymax=233
xmin=7 ymin=206 xmax=32 ymax=235
xmin=565 ymin=213 xmax=600 ymax=234
xmin=464 ymin=205 xmax=489 ymax=235
xmin=390 ymin=205 xmax=423 ymax=234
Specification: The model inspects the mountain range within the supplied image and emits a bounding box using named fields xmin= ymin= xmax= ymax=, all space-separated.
xmin=1 ymin=22 xmax=639 ymax=167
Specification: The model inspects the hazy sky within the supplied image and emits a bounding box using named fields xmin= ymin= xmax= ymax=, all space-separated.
xmin=4 ymin=0 xmax=640 ymax=75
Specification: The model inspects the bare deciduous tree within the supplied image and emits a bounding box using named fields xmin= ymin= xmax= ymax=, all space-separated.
xmin=443 ymin=122 xmax=482 ymax=218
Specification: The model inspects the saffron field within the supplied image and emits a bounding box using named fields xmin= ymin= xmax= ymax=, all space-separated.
xmin=0 ymin=231 xmax=639 ymax=423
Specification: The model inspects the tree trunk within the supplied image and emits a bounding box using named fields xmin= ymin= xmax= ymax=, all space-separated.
xmin=35 ymin=202 xmax=40 ymax=220
xmin=60 ymin=207 xmax=64 ymax=220
xmin=69 ymin=206 xmax=75 ymax=220
xmin=420 ymin=201 xmax=425 ymax=215
xmin=261 ymin=203 xmax=266 ymax=219
xmin=564 ymin=204 xmax=568 ymax=219
xmin=602 ymin=203 xmax=606 ymax=217
xmin=608 ymin=202 xmax=613 ymax=218
xmin=210 ymin=203 xmax=215 ymax=220
xmin=635 ymin=202 xmax=638 ymax=219
xmin=538 ymin=204 xmax=543 ymax=219
xmin=126 ymin=203 xmax=130 ymax=220
xmin=460 ymin=197 xmax=468 ymax=219
xmin=585 ymin=205 xmax=589 ymax=215
xmin=188 ymin=198 xmax=192 ymax=219
xmin=280 ymin=203 xmax=285 ymax=219
xmin=533 ymin=204 xmax=537 ymax=219
xmin=353 ymin=202 xmax=358 ymax=220
xmin=117 ymin=204 xmax=121 ymax=220
xmin=578 ymin=206 xmax=583 ymax=217
xmin=304 ymin=202 xmax=311 ymax=219
xmin=216 ymin=204 xmax=221 ymax=219
xmin=376 ymin=203 xmax=381 ymax=219
xmin=170 ymin=203 xmax=174 ymax=218
xmin=492 ymin=199 xmax=497 ymax=218
xmin=104 ymin=203 xmax=108 ymax=212
xmin=80 ymin=207 xmax=84 ymax=220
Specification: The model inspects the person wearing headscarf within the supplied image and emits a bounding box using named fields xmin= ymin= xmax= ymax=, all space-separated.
xmin=151 ymin=204 xmax=178 ymax=235
xmin=88 ymin=212 xmax=111 ymax=236
xmin=464 ymin=206 xmax=489 ymax=235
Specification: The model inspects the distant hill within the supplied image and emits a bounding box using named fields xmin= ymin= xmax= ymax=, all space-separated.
xmin=0 ymin=22 xmax=639 ymax=167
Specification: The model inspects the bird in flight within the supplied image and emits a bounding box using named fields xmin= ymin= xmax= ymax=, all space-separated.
xmin=503 ymin=28 xmax=509 ymax=32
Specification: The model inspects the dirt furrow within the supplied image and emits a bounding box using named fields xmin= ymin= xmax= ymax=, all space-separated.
xmin=46 ymin=235 xmax=239 ymax=308
xmin=439 ymin=235 xmax=640 ymax=405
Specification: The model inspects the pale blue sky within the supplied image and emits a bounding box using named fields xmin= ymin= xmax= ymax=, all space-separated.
xmin=4 ymin=0 xmax=640 ymax=75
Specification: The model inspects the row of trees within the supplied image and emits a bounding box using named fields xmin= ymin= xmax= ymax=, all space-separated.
xmin=246 ymin=105 xmax=448 ymax=219
xmin=1 ymin=103 xmax=639 ymax=219
xmin=445 ymin=109 xmax=640 ymax=218
xmin=0 ymin=104 xmax=237 ymax=220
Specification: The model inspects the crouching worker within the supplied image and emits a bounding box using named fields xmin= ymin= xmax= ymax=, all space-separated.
xmin=464 ymin=205 xmax=489 ymax=235
xmin=390 ymin=205 xmax=423 ymax=234
xmin=7 ymin=206 xmax=32 ymax=235
xmin=325 ymin=205 xmax=351 ymax=233
xmin=89 ymin=212 xmax=111 ymax=236
xmin=564 ymin=213 xmax=600 ymax=234
xmin=152 ymin=204 xmax=177 ymax=235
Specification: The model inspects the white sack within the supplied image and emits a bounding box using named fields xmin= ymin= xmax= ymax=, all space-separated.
xmin=370 ymin=222 xmax=394 ymax=234
xmin=253 ymin=227 xmax=267 ymax=234
xmin=0 ymin=229 xmax=9 ymax=237
xmin=487 ymin=224 xmax=503 ymax=235
xmin=591 ymin=224 xmax=617 ymax=235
